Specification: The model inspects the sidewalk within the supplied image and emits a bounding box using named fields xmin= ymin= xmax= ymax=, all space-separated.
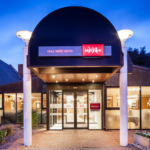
xmin=7 ymin=130 xmax=138 ymax=150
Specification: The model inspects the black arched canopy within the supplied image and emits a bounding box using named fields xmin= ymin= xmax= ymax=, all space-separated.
xmin=28 ymin=6 xmax=123 ymax=83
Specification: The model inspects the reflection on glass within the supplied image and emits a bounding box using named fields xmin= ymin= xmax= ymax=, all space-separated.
xmin=63 ymin=91 xmax=74 ymax=128
xmin=76 ymin=92 xmax=87 ymax=128
xmin=43 ymin=94 xmax=46 ymax=108
xmin=4 ymin=93 xmax=16 ymax=122
xmin=106 ymin=87 xmax=140 ymax=129
xmin=50 ymin=90 xmax=62 ymax=130
xmin=89 ymin=90 xmax=101 ymax=129
xmin=141 ymin=87 xmax=150 ymax=129
xmin=0 ymin=94 xmax=2 ymax=108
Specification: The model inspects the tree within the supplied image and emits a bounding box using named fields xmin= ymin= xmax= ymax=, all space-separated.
xmin=128 ymin=46 xmax=150 ymax=68
xmin=138 ymin=47 xmax=147 ymax=66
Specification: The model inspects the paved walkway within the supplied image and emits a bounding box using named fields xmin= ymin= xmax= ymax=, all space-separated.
xmin=7 ymin=130 xmax=138 ymax=150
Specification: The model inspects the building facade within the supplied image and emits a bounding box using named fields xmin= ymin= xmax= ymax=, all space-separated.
xmin=0 ymin=64 xmax=150 ymax=130
xmin=0 ymin=6 xmax=150 ymax=132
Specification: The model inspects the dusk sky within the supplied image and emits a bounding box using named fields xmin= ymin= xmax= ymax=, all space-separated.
xmin=0 ymin=0 xmax=150 ymax=69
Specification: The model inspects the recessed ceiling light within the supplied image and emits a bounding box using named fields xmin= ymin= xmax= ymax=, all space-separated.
xmin=56 ymin=81 xmax=58 ymax=83
xmin=92 ymin=80 xmax=95 ymax=83
xmin=96 ymin=76 xmax=98 ymax=78
xmin=52 ymin=75 xmax=55 ymax=78
xmin=66 ymin=79 xmax=68 ymax=81
xmin=82 ymin=79 xmax=84 ymax=81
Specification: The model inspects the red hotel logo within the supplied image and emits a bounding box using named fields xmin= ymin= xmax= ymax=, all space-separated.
xmin=82 ymin=44 xmax=104 ymax=56
xmin=90 ymin=103 xmax=100 ymax=110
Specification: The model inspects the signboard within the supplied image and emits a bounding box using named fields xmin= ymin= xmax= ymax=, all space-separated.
xmin=82 ymin=44 xmax=104 ymax=56
xmin=38 ymin=46 xmax=82 ymax=57
xmin=90 ymin=103 xmax=100 ymax=110
xmin=39 ymin=45 xmax=111 ymax=57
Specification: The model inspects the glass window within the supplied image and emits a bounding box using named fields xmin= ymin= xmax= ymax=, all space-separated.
xmin=105 ymin=110 xmax=120 ymax=129
xmin=141 ymin=87 xmax=150 ymax=129
xmin=107 ymin=88 xmax=120 ymax=108
xmin=42 ymin=109 xmax=46 ymax=124
xmin=50 ymin=90 xmax=62 ymax=130
xmin=106 ymin=87 xmax=140 ymax=129
xmin=17 ymin=93 xmax=42 ymax=124
xmin=128 ymin=87 xmax=140 ymax=129
xmin=0 ymin=110 xmax=3 ymax=124
xmin=4 ymin=93 xmax=16 ymax=122
xmin=63 ymin=91 xmax=74 ymax=128
xmin=0 ymin=94 xmax=2 ymax=108
xmin=17 ymin=93 xmax=23 ymax=112
xmin=17 ymin=93 xmax=41 ymax=123
xmin=32 ymin=93 xmax=41 ymax=124
xmin=43 ymin=94 xmax=46 ymax=108
xmin=76 ymin=91 xmax=88 ymax=128
xmin=89 ymin=90 xmax=101 ymax=129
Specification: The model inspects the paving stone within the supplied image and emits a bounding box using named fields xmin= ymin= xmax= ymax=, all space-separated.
xmin=6 ymin=130 xmax=142 ymax=150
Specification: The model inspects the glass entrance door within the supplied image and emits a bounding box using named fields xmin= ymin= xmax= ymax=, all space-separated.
xmin=76 ymin=91 xmax=88 ymax=128
xmin=63 ymin=90 xmax=88 ymax=129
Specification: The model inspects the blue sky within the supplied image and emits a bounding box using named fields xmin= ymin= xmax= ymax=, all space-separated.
xmin=0 ymin=0 xmax=150 ymax=69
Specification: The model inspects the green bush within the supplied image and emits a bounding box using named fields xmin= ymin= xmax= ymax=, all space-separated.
xmin=0 ymin=124 xmax=13 ymax=136
xmin=1 ymin=119 xmax=11 ymax=125
xmin=32 ymin=109 xmax=39 ymax=128
xmin=17 ymin=109 xmax=39 ymax=129
xmin=0 ymin=130 xmax=6 ymax=143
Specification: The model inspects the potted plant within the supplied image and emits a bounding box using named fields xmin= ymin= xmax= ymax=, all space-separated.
xmin=134 ymin=130 xmax=150 ymax=149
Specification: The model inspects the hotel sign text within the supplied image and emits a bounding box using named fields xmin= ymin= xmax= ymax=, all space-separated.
xmin=38 ymin=45 xmax=111 ymax=57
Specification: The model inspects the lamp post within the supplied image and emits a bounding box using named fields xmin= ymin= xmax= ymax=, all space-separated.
xmin=16 ymin=30 xmax=32 ymax=146
xmin=118 ymin=29 xmax=133 ymax=146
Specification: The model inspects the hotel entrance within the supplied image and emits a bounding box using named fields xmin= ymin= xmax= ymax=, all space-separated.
xmin=47 ymin=84 xmax=102 ymax=130
xmin=63 ymin=90 xmax=88 ymax=129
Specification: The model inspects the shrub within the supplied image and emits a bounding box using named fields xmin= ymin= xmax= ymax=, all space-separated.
xmin=0 ymin=124 xmax=13 ymax=136
xmin=17 ymin=109 xmax=23 ymax=125
xmin=32 ymin=109 xmax=39 ymax=129
xmin=0 ymin=130 xmax=6 ymax=143
xmin=1 ymin=119 xmax=11 ymax=125
xmin=17 ymin=109 xmax=39 ymax=129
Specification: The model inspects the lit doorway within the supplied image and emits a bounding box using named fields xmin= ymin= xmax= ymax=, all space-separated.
xmin=63 ymin=90 xmax=88 ymax=129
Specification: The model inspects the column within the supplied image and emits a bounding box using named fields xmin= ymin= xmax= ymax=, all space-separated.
xmin=23 ymin=45 xmax=32 ymax=146
xmin=120 ymin=46 xmax=128 ymax=146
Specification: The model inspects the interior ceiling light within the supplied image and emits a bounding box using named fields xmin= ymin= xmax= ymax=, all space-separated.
xmin=96 ymin=76 xmax=98 ymax=78
xmin=66 ymin=79 xmax=68 ymax=81
xmin=52 ymin=75 xmax=55 ymax=78
xmin=82 ymin=79 xmax=84 ymax=81
xmin=92 ymin=80 xmax=94 ymax=82
xmin=56 ymin=81 xmax=58 ymax=83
